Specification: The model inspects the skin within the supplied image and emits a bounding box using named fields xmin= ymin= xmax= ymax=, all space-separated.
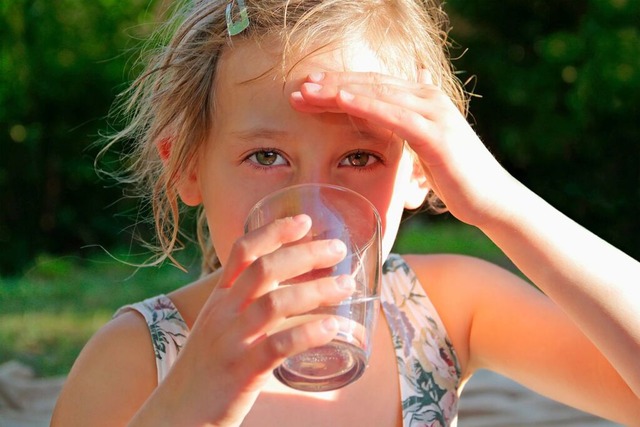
xmin=51 ymin=39 xmax=640 ymax=427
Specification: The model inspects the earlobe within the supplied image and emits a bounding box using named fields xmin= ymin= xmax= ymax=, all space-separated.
xmin=177 ymin=172 xmax=202 ymax=206
xmin=404 ymin=157 xmax=430 ymax=210
xmin=156 ymin=136 xmax=203 ymax=207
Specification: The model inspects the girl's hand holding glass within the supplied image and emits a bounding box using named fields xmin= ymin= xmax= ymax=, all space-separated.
xmin=150 ymin=215 xmax=354 ymax=426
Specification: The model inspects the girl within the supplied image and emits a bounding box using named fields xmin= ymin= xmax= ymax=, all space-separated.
xmin=52 ymin=0 xmax=640 ymax=426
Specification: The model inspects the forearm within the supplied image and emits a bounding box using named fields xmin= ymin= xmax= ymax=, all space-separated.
xmin=481 ymin=178 xmax=640 ymax=396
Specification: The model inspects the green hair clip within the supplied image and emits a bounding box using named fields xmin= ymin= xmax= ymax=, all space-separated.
xmin=226 ymin=0 xmax=250 ymax=36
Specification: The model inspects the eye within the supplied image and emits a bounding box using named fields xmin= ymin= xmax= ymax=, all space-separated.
xmin=245 ymin=149 xmax=287 ymax=167
xmin=340 ymin=151 xmax=380 ymax=168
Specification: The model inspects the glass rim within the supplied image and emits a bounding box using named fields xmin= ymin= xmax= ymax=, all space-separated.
xmin=245 ymin=183 xmax=382 ymax=236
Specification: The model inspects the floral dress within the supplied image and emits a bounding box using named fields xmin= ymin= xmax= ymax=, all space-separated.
xmin=381 ymin=254 xmax=461 ymax=426
xmin=115 ymin=253 xmax=461 ymax=426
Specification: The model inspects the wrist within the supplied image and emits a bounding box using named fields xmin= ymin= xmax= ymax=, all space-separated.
xmin=457 ymin=167 xmax=528 ymax=233
xmin=478 ymin=176 xmax=534 ymax=231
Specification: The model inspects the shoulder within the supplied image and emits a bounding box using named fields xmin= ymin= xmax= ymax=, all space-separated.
xmin=401 ymin=253 xmax=529 ymax=313
xmin=401 ymin=252 xmax=518 ymax=282
xmin=51 ymin=310 xmax=157 ymax=427
xmin=400 ymin=253 xmax=541 ymax=377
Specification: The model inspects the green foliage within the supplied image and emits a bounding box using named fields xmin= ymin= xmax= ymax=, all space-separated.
xmin=0 ymin=0 xmax=162 ymax=274
xmin=446 ymin=0 xmax=640 ymax=258
xmin=0 ymin=0 xmax=638 ymax=275
xmin=0 ymin=249 xmax=198 ymax=376
xmin=394 ymin=216 xmax=508 ymax=262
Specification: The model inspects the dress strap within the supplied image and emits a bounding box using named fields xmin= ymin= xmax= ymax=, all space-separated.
xmin=114 ymin=294 xmax=189 ymax=384
xmin=381 ymin=254 xmax=461 ymax=426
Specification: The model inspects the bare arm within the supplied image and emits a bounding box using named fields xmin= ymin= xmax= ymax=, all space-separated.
xmin=481 ymin=178 xmax=640 ymax=395
xmin=407 ymin=253 xmax=640 ymax=425
xmin=290 ymin=70 xmax=640 ymax=419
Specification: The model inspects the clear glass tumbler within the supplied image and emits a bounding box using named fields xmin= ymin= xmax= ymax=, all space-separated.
xmin=245 ymin=183 xmax=381 ymax=392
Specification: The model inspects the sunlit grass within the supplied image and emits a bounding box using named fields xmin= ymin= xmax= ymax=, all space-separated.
xmin=0 ymin=311 xmax=112 ymax=377
xmin=394 ymin=215 xmax=514 ymax=268
xmin=0 ymin=249 xmax=199 ymax=377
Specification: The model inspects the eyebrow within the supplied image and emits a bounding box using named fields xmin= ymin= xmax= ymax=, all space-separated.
xmin=231 ymin=125 xmax=394 ymax=147
xmin=231 ymin=128 xmax=291 ymax=143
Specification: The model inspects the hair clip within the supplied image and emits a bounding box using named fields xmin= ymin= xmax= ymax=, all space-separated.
xmin=226 ymin=0 xmax=249 ymax=36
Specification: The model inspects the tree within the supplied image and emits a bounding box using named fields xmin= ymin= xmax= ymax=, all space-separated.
xmin=0 ymin=0 xmax=161 ymax=274
xmin=446 ymin=0 xmax=640 ymax=258
xmin=1 ymin=0 xmax=637 ymax=275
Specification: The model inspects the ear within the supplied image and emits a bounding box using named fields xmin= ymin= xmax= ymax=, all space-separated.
xmin=404 ymin=154 xmax=430 ymax=210
xmin=157 ymin=137 xmax=202 ymax=207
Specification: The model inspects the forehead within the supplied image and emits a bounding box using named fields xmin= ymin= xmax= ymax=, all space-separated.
xmin=209 ymin=38 xmax=402 ymax=153
xmin=210 ymin=39 xmax=394 ymax=138
xmin=215 ymin=38 xmax=389 ymax=94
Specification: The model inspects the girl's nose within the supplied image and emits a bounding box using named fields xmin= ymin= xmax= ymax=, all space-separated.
xmin=293 ymin=167 xmax=333 ymax=187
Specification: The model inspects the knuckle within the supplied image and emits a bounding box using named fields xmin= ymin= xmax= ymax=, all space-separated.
xmin=368 ymin=72 xmax=382 ymax=84
xmin=249 ymin=256 xmax=274 ymax=282
xmin=256 ymin=291 xmax=281 ymax=318
xmin=266 ymin=334 xmax=291 ymax=359
xmin=223 ymin=346 xmax=246 ymax=374
xmin=374 ymin=84 xmax=391 ymax=98
xmin=271 ymin=217 xmax=288 ymax=230
xmin=230 ymin=237 xmax=252 ymax=261
xmin=434 ymin=89 xmax=452 ymax=106
xmin=394 ymin=108 xmax=418 ymax=127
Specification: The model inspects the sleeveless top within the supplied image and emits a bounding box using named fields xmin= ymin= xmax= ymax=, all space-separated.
xmin=115 ymin=253 xmax=462 ymax=426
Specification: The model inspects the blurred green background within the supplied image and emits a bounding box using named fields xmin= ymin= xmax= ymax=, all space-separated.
xmin=1 ymin=0 xmax=638 ymax=377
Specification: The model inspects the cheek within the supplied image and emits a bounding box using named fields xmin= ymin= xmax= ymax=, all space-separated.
xmin=202 ymin=179 xmax=285 ymax=267
xmin=198 ymin=171 xmax=255 ymax=267
xmin=204 ymin=199 xmax=247 ymax=267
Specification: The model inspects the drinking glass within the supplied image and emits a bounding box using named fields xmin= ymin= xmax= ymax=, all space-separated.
xmin=245 ymin=183 xmax=381 ymax=392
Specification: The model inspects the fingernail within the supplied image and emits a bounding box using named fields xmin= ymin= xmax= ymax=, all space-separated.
xmin=292 ymin=214 xmax=310 ymax=224
xmin=308 ymin=72 xmax=325 ymax=82
xmin=290 ymin=91 xmax=304 ymax=102
xmin=339 ymin=90 xmax=354 ymax=101
xmin=335 ymin=275 xmax=355 ymax=291
xmin=304 ymin=82 xmax=322 ymax=93
xmin=321 ymin=317 xmax=338 ymax=332
xmin=329 ymin=239 xmax=346 ymax=254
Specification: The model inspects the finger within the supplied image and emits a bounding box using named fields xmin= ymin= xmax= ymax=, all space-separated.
xmin=291 ymin=71 xmax=423 ymax=114
xmin=309 ymin=71 xmax=421 ymax=89
xmin=335 ymin=89 xmax=440 ymax=158
xmin=195 ymin=273 xmax=353 ymax=388
xmin=292 ymin=78 xmax=441 ymax=118
xmin=198 ymin=216 xmax=314 ymax=327
xmin=236 ymin=274 xmax=355 ymax=343
xmin=248 ymin=315 xmax=340 ymax=373
xmin=218 ymin=215 xmax=312 ymax=289
xmin=290 ymin=89 xmax=341 ymax=114
xmin=339 ymin=83 xmax=440 ymax=117
xmin=228 ymin=237 xmax=348 ymax=309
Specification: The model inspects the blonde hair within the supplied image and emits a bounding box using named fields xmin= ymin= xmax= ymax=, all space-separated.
xmin=102 ymin=0 xmax=468 ymax=273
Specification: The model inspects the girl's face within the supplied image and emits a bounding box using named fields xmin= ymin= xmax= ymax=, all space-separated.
xmin=181 ymin=40 xmax=428 ymax=266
